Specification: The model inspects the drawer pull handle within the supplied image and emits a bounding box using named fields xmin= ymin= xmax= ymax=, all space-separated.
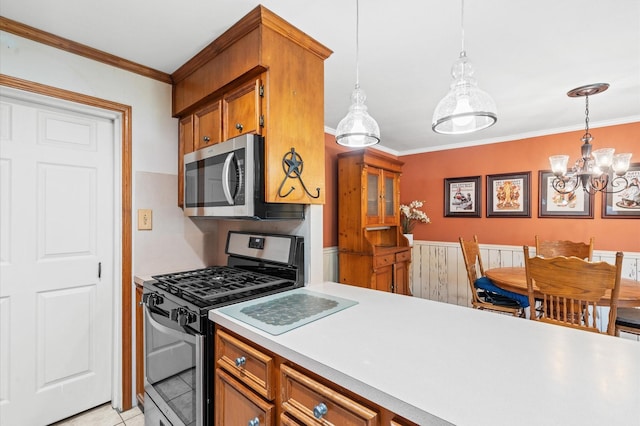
xmin=203 ymin=136 xmax=210 ymax=142
xmin=313 ymin=402 xmax=328 ymax=419
xmin=248 ymin=417 xmax=259 ymax=426
xmin=235 ymin=123 xmax=243 ymax=132
xmin=235 ymin=356 xmax=246 ymax=367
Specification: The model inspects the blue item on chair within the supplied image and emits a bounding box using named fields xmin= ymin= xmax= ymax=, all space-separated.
xmin=474 ymin=276 xmax=530 ymax=308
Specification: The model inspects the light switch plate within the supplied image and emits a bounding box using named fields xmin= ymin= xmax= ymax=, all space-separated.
xmin=138 ymin=209 xmax=152 ymax=230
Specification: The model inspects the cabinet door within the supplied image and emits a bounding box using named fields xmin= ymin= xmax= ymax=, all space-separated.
xmin=393 ymin=262 xmax=408 ymax=295
xmin=215 ymin=368 xmax=275 ymax=426
xmin=365 ymin=168 xmax=381 ymax=226
xmin=224 ymin=78 xmax=262 ymax=140
xmin=374 ymin=265 xmax=393 ymax=293
xmin=381 ymin=170 xmax=399 ymax=225
xmin=178 ymin=115 xmax=194 ymax=208
xmin=393 ymin=250 xmax=411 ymax=295
xmin=194 ymin=100 xmax=222 ymax=150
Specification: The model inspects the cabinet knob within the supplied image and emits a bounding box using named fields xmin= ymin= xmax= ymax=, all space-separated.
xmin=313 ymin=402 xmax=328 ymax=419
xmin=248 ymin=417 xmax=260 ymax=426
xmin=235 ymin=356 xmax=246 ymax=368
xmin=203 ymin=136 xmax=210 ymax=142
xmin=235 ymin=123 xmax=244 ymax=132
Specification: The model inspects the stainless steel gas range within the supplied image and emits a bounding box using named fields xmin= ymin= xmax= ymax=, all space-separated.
xmin=142 ymin=231 xmax=304 ymax=426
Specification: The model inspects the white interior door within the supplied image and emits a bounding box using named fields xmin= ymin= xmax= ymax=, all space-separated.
xmin=0 ymin=90 xmax=115 ymax=425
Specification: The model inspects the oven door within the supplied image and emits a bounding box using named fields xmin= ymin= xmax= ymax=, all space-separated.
xmin=144 ymin=304 xmax=203 ymax=426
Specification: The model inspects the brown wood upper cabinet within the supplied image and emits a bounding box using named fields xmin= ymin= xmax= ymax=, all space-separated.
xmin=172 ymin=6 xmax=332 ymax=205
xmin=178 ymin=115 xmax=194 ymax=207
xmin=190 ymin=77 xmax=262 ymax=152
xmin=366 ymin=166 xmax=400 ymax=226
xmin=223 ymin=78 xmax=262 ymax=140
xmin=194 ymin=100 xmax=222 ymax=150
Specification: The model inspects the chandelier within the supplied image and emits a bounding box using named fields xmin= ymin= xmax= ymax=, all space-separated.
xmin=549 ymin=83 xmax=632 ymax=195
xmin=432 ymin=0 xmax=497 ymax=135
xmin=335 ymin=0 xmax=380 ymax=148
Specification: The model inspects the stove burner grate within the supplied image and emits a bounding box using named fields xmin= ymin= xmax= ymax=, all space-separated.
xmin=152 ymin=266 xmax=292 ymax=303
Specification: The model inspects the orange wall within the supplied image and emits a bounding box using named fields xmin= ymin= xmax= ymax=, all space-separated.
xmin=323 ymin=133 xmax=350 ymax=247
xmin=324 ymin=122 xmax=640 ymax=252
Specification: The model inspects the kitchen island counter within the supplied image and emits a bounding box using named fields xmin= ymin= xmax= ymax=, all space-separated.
xmin=209 ymin=281 xmax=640 ymax=425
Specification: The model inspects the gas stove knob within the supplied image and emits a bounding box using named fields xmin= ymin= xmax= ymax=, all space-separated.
xmin=169 ymin=308 xmax=179 ymax=322
xmin=143 ymin=293 xmax=164 ymax=308
xmin=182 ymin=310 xmax=197 ymax=326
xmin=173 ymin=307 xmax=197 ymax=326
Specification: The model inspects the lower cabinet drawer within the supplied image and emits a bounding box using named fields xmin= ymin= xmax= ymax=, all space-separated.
xmin=281 ymin=364 xmax=378 ymax=425
xmin=216 ymin=328 xmax=275 ymax=400
xmin=280 ymin=413 xmax=305 ymax=425
xmin=395 ymin=250 xmax=411 ymax=263
xmin=374 ymin=254 xmax=395 ymax=268
xmin=215 ymin=368 xmax=275 ymax=426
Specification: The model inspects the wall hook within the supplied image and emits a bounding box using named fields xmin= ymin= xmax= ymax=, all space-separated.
xmin=277 ymin=147 xmax=321 ymax=199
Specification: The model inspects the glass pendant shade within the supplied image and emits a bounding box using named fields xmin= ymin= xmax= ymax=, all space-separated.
xmin=432 ymin=53 xmax=497 ymax=134
xmin=336 ymin=86 xmax=380 ymax=147
xmin=549 ymin=155 xmax=570 ymax=176
xmin=612 ymin=153 xmax=632 ymax=175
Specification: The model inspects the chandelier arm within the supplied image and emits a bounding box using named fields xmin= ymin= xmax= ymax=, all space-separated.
xmin=550 ymin=175 xmax=581 ymax=194
xmin=592 ymin=175 xmax=630 ymax=194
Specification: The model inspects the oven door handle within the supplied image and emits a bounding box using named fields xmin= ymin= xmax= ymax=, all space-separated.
xmin=144 ymin=304 xmax=197 ymax=344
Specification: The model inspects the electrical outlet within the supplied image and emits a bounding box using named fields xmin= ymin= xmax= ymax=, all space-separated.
xmin=138 ymin=209 xmax=152 ymax=230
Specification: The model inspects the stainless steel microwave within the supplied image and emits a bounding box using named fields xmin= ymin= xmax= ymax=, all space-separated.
xmin=183 ymin=134 xmax=305 ymax=220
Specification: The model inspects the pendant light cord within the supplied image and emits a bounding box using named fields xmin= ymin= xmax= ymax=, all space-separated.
xmin=355 ymin=0 xmax=360 ymax=89
xmin=460 ymin=0 xmax=465 ymax=54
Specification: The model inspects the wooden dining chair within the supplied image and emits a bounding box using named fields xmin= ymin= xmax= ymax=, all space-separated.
xmin=459 ymin=236 xmax=523 ymax=317
xmin=615 ymin=307 xmax=640 ymax=338
xmin=523 ymin=246 xmax=623 ymax=335
xmin=534 ymin=236 xmax=594 ymax=260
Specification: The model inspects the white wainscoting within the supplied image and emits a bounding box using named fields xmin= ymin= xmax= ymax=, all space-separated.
xmin=323 ymin=247 xmax=339 ymax=283
xmin=322 ymin=242 xmax=640 ymax=339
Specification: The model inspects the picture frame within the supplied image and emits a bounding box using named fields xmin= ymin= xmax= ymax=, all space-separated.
xmin=602 ymin=162 xmax=640 ymax=218
xmin=538 ymin=170 xmax=593 ymax=218
xmin=486 ymin=171 xmax=531 ymax=218
xmin=444 ymin=176 xmax=481 ymax=217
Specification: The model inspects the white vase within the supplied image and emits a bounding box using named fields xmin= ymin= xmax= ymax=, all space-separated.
xmin=403 ymin=233 xmax=414 ymax=247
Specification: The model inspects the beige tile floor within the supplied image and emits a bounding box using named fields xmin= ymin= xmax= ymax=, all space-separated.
xmin=50 ymin=403 xmax=143 ymax=426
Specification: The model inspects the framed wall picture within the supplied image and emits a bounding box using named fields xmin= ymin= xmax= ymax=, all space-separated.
xmin=444 ymin=176 xmax=481 ymax=217
xmin=486 ymin=172 xmax=531 ymax=217
xmin=602 ymin=162 xmax=640 ymax=218
xmin=538 ymin=170 xmax=593 ymax=218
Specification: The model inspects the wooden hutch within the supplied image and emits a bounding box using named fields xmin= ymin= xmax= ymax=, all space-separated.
xmin=338 ymin=149 xmax=411 ymax=295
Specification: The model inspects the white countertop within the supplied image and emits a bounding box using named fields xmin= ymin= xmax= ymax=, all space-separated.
xmin=210 ymin=281 xmax=640 ymax=426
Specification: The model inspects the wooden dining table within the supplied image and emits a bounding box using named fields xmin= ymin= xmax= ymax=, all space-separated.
xmin=485 ymin=267 xmax=640 ymax=308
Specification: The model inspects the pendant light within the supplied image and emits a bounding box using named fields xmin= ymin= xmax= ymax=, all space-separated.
xmin=335 ymin=0 xmax=380 ymax=147
xmin=432 ymin=0 xmax=497 ymax=135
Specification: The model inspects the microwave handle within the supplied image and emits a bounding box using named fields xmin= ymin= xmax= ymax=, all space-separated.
xmin=221 ymin=152 xmax=235 ymax=205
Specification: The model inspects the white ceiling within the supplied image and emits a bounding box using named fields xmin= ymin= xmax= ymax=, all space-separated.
xmin=1 ymin=0 xmax=638 ymax=154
